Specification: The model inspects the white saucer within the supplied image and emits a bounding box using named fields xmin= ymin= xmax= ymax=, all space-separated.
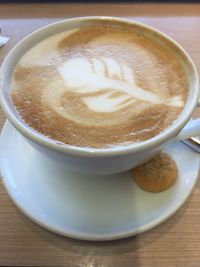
xmin=0 ymin=122 xmax=199 ymax=241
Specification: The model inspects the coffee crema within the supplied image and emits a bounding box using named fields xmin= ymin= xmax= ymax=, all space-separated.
xmin=11 ymin=23 xmax=188 ymax=148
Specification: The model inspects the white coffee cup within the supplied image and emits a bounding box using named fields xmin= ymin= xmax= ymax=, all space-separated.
xmin=0 ymin=16 xmax=200 ymax=175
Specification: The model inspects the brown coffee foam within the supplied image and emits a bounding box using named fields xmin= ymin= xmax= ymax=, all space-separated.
xmin=11 ymin=24 xmax=188 ymax=148
xmin=12 ymin=73 xmax=181 ymax=148
xmin=57 ymin=27 xmax=187 ymax=99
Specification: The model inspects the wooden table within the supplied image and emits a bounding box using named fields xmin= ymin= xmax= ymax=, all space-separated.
xmin=0 ymin=3 xmax=200 ymax=267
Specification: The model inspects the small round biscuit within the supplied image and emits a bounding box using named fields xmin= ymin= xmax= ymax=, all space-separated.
xmin=132 ymin=152 xmax=178 ymax=193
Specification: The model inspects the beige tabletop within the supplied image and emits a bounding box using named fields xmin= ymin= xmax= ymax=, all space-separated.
xmin=0 ymin=3 xmax=200 ymax=267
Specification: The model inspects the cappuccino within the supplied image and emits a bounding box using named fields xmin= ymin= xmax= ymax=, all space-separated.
xmin=11 ymin=22 xmax=188 ymax=148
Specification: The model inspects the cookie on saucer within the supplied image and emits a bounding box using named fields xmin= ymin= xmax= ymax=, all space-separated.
xmin=132 ymin=152 xmax=178 ymax=193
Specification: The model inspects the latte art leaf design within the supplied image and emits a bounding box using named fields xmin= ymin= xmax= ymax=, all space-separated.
xmin=58 ymin=57 xmax=164 ymax=112
xmin=42 ymin=57 xmax=184 ymax=122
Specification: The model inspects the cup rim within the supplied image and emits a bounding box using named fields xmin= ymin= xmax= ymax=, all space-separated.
xmin=0 ymin=16 xmax=199 ymax=157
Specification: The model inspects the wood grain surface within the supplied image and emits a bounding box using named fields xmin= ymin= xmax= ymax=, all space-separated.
xmin=0 ymin=3 xmax=200 ymax=267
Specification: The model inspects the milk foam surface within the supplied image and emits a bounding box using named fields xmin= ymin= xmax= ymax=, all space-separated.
xmin=11 ymin=24 xmax=188 ymax=148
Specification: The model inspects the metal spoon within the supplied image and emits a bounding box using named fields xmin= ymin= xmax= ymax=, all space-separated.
xmin=182 ymin=137 xmax=200 ymax=153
